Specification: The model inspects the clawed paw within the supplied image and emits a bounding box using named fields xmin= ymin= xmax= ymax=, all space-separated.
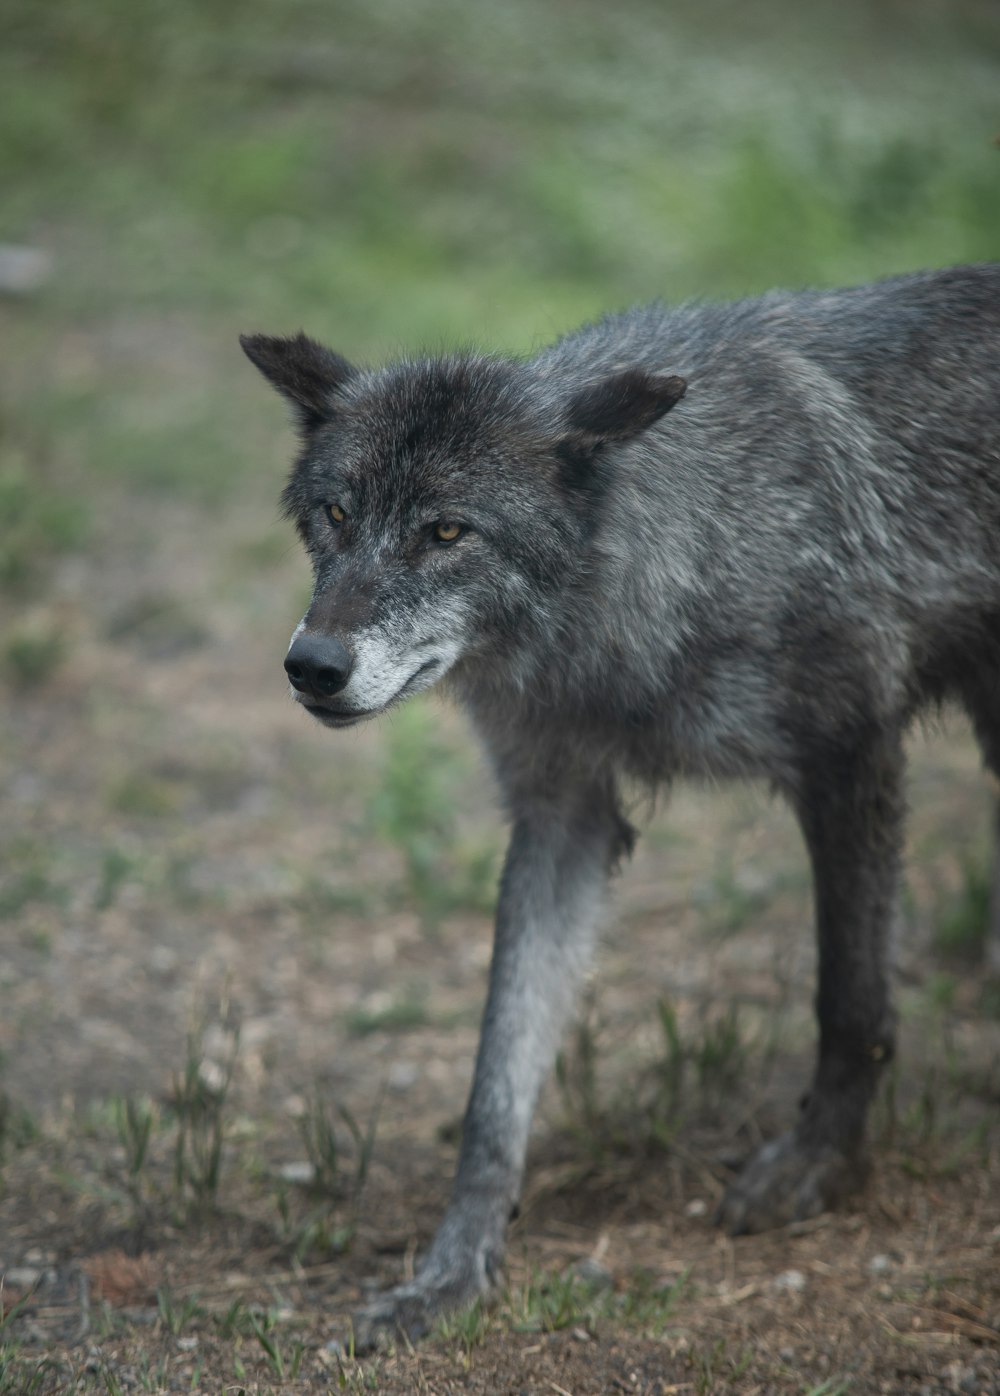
xmin=352 ymin=1284 xmax=440 ymax=1352
xmin=352 ymin=1269 xmax=493 ymax=1352
xmin=715 ymin=1131 xmax=868 ymax=1235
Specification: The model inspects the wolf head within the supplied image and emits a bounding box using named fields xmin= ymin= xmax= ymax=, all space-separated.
xmin=241 ymin=331 xmax=686 ymax=726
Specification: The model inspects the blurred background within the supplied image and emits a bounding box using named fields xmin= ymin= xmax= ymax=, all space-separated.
xmin=2 ymin=0 xmax=999 ymax=1118
xmin=2 ymin=5 xmax=1000 ymax=1387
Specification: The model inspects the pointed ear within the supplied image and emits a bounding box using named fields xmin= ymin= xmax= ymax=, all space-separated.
xmin=565 ymin=367 xmax=687 ymax=443
xmin=555 ymin=367 xmax=687 ymax=500
xmin=240 ymin=331 xmax=355 ymax=435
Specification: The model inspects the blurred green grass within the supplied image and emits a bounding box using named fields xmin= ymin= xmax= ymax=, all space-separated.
xmin=0 ymin=0 xmax=998 ymax=581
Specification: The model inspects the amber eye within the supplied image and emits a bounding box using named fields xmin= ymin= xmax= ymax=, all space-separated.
xmin=328 ymin=503 xmax=346 ymax=526
xmin=434 ymin=521 xmax=462 ymax=544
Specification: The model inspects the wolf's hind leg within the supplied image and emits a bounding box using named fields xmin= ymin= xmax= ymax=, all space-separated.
xmin=717 ymin=729 xmax=903 ymax=1233
xmin=353 ymin=783 xmax=628 ymax=1347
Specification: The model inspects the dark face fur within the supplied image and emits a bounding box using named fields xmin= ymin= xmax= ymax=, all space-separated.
xmin=241 ymin=332 xmax=685 ymax=724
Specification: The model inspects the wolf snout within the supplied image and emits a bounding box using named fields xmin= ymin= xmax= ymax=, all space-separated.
xmin=284 ymin=631 xmax=353 ymax=700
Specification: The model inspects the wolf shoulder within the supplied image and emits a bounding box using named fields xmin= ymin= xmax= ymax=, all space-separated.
xmin=542 ymin=263 xmax=1000 ymax=577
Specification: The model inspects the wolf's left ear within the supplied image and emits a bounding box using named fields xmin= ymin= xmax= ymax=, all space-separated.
xmin=564 ymin=367 xmax=687 ymax=444
xmin=240 ymin=332 xmax=355 ymax=435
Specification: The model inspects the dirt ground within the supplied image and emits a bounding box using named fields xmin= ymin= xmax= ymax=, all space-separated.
xmin=2 ymin=496 xmax=1000 ymax=1395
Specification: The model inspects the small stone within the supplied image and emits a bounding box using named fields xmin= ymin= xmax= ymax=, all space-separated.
xmin=176 ymin=1336 xmax=198 ymax=1351
xmin=277 ymin=1161 xmax=315 ymax=1185
xmin=568 ymin=1257 xmax=614 ymax=1291
xmin=2 ymin=1267 xmax=41 ymax=1288
xmin=324 ymin=1338 xmax=345 ymax=1356
xmin=685 ymin=1198 xmax=708 ymax=1217
xmin=0 ymin=246 xmax=52 ymax=295
xmin=150 ymin=945 xmax=178 ymax=974
xmin=387 ymin=1061 xmax=418 ymax=1091
xmin=868 ymin=1253 xmax=892 ymax=1275
xmin=779 ymin=1347 xmax=795 ymax=1362
xmin=197 ymin=1058 xmax=228 ymax=1094
xmin=773 ymin=1269 xmax=806 ymax=1292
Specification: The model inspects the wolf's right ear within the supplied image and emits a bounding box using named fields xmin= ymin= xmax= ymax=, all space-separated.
xmin=240 ymin=332 xmax=355 ymax=435
xmin=564 ymin=367 xmax=687 ymax=443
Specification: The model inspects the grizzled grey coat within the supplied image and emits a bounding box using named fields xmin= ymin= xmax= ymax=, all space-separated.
xmin=242 ymin=263 xmax=1000 ymax=1343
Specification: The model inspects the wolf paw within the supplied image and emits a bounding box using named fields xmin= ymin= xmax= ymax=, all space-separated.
xmin=352 ymin=1283 xmax=437 ymax=1351
xmin=715 ymin=1131 xmax=868 ymax=1235
xmin=353 ymin=1274 xmax=487 ymax=1352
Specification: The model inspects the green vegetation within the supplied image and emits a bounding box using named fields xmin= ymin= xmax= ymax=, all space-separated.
xmin=0 ymin=839 xmax=68 ymax=920
xmin=0 ymin=448 xmax=88 ymax=598
xmin=111 ymin=1092 xmax=157 ymax=1219
xmin=282 ymin=1086 xmax=380 ymax=1256
xmin=345 ymin=993 xmax=431 ymax=1036
xmin=556 ymin=991 xmax=770 ymax=1160
xmin=434 ymin=1262 xmax=689 ymax=1353
xmin=170 ymin=1009 xmax=241 ymax=1216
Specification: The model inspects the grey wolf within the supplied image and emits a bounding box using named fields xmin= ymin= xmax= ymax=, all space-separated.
xmin=241 ymin=263 xmax=1000 ymax=1343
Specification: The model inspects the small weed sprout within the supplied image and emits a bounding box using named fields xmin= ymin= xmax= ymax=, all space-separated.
xmin=249 ymin=1310 xmax=305 ymax=1381
xmin=0 ymin=1280 xmax=38 ymax=1332
xmin=170 ymin=1005 xmax=240 ymax=1217
xmin=94 ymin=847 xmax=136 ymax=912
xmin=934 ymin=853 xmax=992 ymax=962
xmin=618 ymin=1266 xmax=689 ymax=1335
xmin=331 ymin=1351 xmax=384 ymax=1393
xmin=2 ymin=620 xmax=68 ymax=690
xmin=156 ymin=1287 xmax=202 ymax=1336
xmin=297 ymin=1083 xmax=379 ymax=1206
xmin=285 ymin=1085 xmax=381 ymax=1256
xmin=556 ymin=991 xmax=762 ymax=1163
xmin=654 ymin=996 xmax=753 ymax=1118
xmin=698 ymin=858 xmax=773 ymax=938
xmin=0 ymin=1090 xmax=37 ymax=1169
xmin=214 ymin=1299 xmax=253 ymax=1340
xmin=297 ymin=1089 xmax=347 ymax=1195
xmin=0 ymin=453 xmax=88 ymax=599
xmin=498 ymin=1264 xmax=686 ymax=1341
xmin=345 ymin=996 xmax=429 ymax=1037
xmin=111 ymin=1093 xmax=158 ymax=1221
xmin=0 ymin=839 xmax=67 ymax=919
xmin=692 ymin=1003 xmax=748 ymax=1106
xmin=509 ymin=1268 xmax=604 ymax=1335
xmin=433 ymin=1297 xmax=491 ymax=1363
xmin=654 ymin=998 xmax=687 ymax=1126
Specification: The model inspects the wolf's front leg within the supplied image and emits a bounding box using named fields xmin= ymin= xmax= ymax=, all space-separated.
xmin=354 ymin=788 xmax=626 ymax=1347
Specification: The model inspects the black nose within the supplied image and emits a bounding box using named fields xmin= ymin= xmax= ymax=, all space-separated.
xmin=284 ymin=632 xmax=353 ymax=699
